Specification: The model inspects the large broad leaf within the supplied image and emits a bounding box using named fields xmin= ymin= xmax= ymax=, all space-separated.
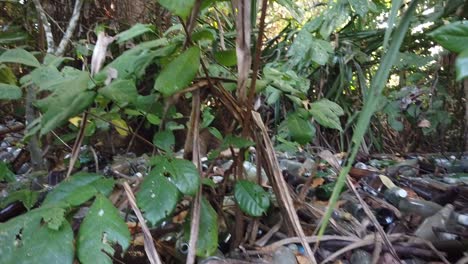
xmin=0 ymin=48 xmax=40 ymax=68
xmin=286 ymin=114 xmax=315 ymax=144
xmin=77 ymin=195 xmax=131 ymax=264
xmin=94 ymin=45 xmax=170 ymax=83
xmin=28 ymin=65 xmax=63 ymax=91
xmin=98 ymin=79 xmax=138 ymax=105
xmin=455 ymin=48 xmax=468 ymax=81
xmin=196 ymin=197 xmax=218 ymax=257
xmin=43 ymin=172 xmax=114 ymax=207
xmin=136 ymin=173 xmax=180 ymax=225
xmin=0 ymin=207 xmax=74 ymax=264
xmin=234 ymin=180 xmax=270 ymax=217
xmin=116 ymin=23 xmax=154 ymax=44
xmin=149 ymin=156 xmax=200 ymax=195
xmin=35 ymin=71 xmax=96 ymax=135
xmin=0 ymin=83 xmax=21 ymax=100
xmin=154 ymin=46 xmax=200 ymax=97
xmin=158 ymin=0 xmax=196 ymax=20
xmin=309 ymin=99 xmax=344 ymax=131
xmin=429 ymin=21 xmax=468 ymax=53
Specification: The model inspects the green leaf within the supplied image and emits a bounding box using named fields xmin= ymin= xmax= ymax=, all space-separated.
xmin=154 ymin=46 xmax=200 ymax=97
xmin=0 ymin=83 xmax=21 ymax=100
xmin=136 ymin=174 xmax=180 ymax=225
xmin=0 ymin=190 xmax=38 ymax=210
xmin=310 ymin=99 xmax=344 ymax=131
xmin=41 ymin=207 xmax=66 ymax=230
xmin=0 ymin=64 xmax=17 ymax=84
xmin=28 ymin=65 xmax=64 ymax=91
xmin=158 ymin=0 xmax=196 ymax=20
xmin=77 ymin=195 xmax=131 ymax=264
xmin=0 ymin=207 xmax=74 ymax=264
xmin=222 ymin=135 xmax=255 ymax=149
xmin=149 ymin=156 xmax=200 ymax=195
xmin=94 ymin=46 xmax=168 ymax=83
xmin=196 ymin=197 xmax=218 ymax=257
xmin=234 ymin=180 xmax=270 ymax=217
xmin=455 ymin=48 xmax=468 ymax=81
xmin=286 ymin=114 xmax=315 ymax=144
xmin=35 ymin=71 xmax=96 ymax=135
xmin=429 ymin=21 xmax=468 ymax=53
xmin=0 ymin=48 xmax=40 ymax=68
xmin=153 ymin=130 xmax=175 ymax=152
xmin=0 ymin=161 xmax=15 ymax=182
xmin=214 ymin=49 xmax=237 ymax=67
xmin=99 ymin=79 xmax=138 ymax=105
xmin=116 ymin=23 xmax=154 ymax=44
xmin=43 ymin=172 xmax=114 ymax=207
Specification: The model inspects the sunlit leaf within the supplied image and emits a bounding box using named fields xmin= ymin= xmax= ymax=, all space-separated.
xmin=455 ymin=48 xmax=468 ymax=81
xmin=429 ymin=21 xmax=468 ymax=53
xmin=286 ymin=114 xmax=315 ymax=144
xmin=116 ymin=23 xmax=154 ymax=44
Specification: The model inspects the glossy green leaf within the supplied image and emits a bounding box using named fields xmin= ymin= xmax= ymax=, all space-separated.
xmin=116 ymin=23 xmax=154 ymax=44
xmin=77 ymin=195 xmax=131 ymax=264
xmin=234 ymin=180 xmax=270 ymax=217
xmin=0 ymin=190 xmax=38 ymax=210
xmin=214 ymin=49 xmax=237 ymax=67
xmin=0 ymin=48 xmax=40 ymax=68
xmin=429 ymin=21 xmax=468 ymax=53
xmin=154 ymin=46 xmax=200 ymax=97
xmin=150 ymin=156 xmax=200 ymax=195
xmin=0 ymin=207 xmax=74 ymax=264
xmin=286 ymin=114 xmax=315 ymax=144
xmin=43 ymin=172 xmax=114 ymax=207
xmin=455 ymin=48 xmax=468 ymax=81
xmin=158 ymin=0 xmax=196 ymax=19
xmin=0 ymin=161 xmax=15 ymax=182
xmin=196 ymin=197 xmax=218 ymax=257
xmin=0 ymin=83 xmax=21 ymax=100
xmin=99 ymin=79 xmax=138 ymax=104
xmin=310 ymin=99 xmax=344 ymax=131
xmin=136 ymin=173 xmax=180 ymax=225
xmin=153 ymin=130 xmax=175 ymax=152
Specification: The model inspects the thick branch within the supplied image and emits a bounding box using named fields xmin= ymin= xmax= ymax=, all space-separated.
xmin=32 ymin=0 xmax=55 ymax=53
xmin=55 ymin=0 xmax=83 ymax=56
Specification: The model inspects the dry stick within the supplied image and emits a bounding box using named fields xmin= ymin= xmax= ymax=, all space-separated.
xmin=297 ymin=157 xmax=320 ymax=202
xmin=65 ymin=112 xmax=88 ymax=178
xmin=252 ymin=111 xmax=317 ymax=264
xmin=122 ymin=182 xmax=162 ymax=264
xmin=255 ymin=217 xmax=283 ymax=247
xmin=318 ymin=150 xmax=400 ymax=261
xmin=371 ymin=233 xmax=382 ymax=264
xmin=186 ymin=90 xmax=202 ymax=264
xmin=262 ymin=235 xmax=360 ymax=252
xmin=320 ymin=234 xmax=401 ymax=264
